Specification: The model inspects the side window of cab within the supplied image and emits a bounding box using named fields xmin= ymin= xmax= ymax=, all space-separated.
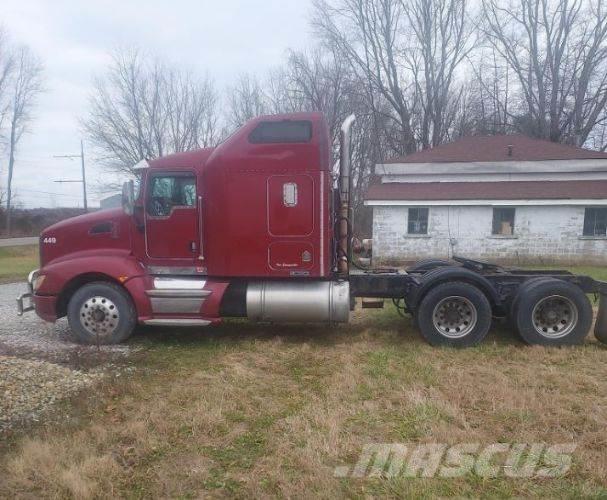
xmin=147 ymin=174 xmax=196 ymax=217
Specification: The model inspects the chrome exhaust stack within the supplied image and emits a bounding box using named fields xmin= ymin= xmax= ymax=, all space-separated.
xmin=338 ymin=114 xmax=356 ymax=277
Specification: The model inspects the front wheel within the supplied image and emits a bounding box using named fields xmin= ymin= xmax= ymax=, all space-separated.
xmin=416 ymin=281 xmax=492 ymax=347
xmin=67 ymin=282 xmax=137 ymax=344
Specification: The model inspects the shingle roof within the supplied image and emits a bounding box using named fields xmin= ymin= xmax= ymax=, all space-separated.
xmin=385 ymin=135 xmax=607 ymax=164
xmin=366 ymin=180 xmax=607 ymax=201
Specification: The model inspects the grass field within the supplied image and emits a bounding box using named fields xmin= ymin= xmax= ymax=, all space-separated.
xmin=0 ymin=253 xmax=606 ymax=497
xmin=0 ymin=245 xmax=38 ymax=283
xmin=1 ymin=305 xmax=607 ymax=497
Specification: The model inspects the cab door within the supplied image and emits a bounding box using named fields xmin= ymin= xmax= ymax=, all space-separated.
xmin=145 ymin=172 xmax=199 ymax=260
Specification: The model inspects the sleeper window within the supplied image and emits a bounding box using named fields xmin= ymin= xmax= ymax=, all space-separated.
xmin=249 ymin=120 xmax=312 ymax=144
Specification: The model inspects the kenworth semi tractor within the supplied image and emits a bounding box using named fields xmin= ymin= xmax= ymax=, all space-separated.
xmin=17 ymin=113 xmax=607 ymax=347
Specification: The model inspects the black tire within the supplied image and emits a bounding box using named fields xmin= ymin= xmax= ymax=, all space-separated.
xmin=508 ymin=277 xmax=549 ymax=328
xmin=67 ymin=281 xmax=137 ymax=344
xmin=513 ymin=278 xmax=592 ymax=346
xmin=417 ymin=281 xmax=492 ymax=347
xmin=407 ymin=259 xmax=452 ymax=273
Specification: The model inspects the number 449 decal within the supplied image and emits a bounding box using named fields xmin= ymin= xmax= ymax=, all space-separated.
xmin=43 ymin=237 xmax=57 ymax=244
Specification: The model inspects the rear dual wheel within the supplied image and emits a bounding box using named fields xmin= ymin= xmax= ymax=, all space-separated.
xmin=417 ymin=281 xmax=492 ymax=348
xmin=511 ymin=278 xmax=592 ymax=346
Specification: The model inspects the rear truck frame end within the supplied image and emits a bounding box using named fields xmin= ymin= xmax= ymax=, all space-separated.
xmin=594 ymin=283 xmax=607 ymax=344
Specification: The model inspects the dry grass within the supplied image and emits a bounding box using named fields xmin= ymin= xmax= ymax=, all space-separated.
xmin=1 ymin=304 xmax=607 ymax=498
xmin=0 ymin=245 xmax=38 ymax=283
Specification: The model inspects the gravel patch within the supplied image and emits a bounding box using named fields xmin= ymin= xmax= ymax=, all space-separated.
xmin=0 ymin=356 xmax=102 ymax=433
xmin=0 ymin=282 xmax=131 ymax=364
xmin=0 ymin=282 xmax=136 ymax=433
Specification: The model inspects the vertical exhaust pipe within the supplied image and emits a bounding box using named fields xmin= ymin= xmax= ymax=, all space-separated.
xmin=338 ymin=114 xmax=356 ymax=277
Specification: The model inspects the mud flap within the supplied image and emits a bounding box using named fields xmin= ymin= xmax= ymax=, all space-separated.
xmin=594 ymin=293 xmax=607 ymax=344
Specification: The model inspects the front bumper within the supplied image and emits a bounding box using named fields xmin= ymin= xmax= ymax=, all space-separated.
xmin=16 ymin=269 xmax=39 ymax=316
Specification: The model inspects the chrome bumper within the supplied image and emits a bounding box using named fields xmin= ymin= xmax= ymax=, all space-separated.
xmin=17 ymin=269 xmax=39 ymax=316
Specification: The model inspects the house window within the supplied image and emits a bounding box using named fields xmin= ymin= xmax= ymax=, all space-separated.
xmin=583 ymin=207 xmax=607 ymax=237
xmin=408 ymin=207 xmax=429 ymax=234
xmin=492 ymin=207 xmax=515 ymax=235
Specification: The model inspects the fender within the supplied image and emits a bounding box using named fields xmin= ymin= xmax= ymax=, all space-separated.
xmin=36 ymin=249 xmax=146 ymax=296
xmin=409 ymin=266 xmax=502 ymax=309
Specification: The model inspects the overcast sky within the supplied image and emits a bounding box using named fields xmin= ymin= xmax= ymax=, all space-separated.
xmin=2 ymin=0 xmax=314 ymax=208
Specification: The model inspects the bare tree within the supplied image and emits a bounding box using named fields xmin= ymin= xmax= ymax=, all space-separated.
xmin=226 ymin=74 xmax=268 ymax=130
xmin=482 ymin=0 xmax=607 ymax=145
xmin=313 ymin=0 xmax=419 ymax=155
xmin=312 ymin=0 xmax=475 ymax=156
xmin=270 ymin=50 xmax=353 ymax=141
xmin=5 ymin=46 xmax=43 ymax=235
xmin=270 ymin=49 xmax=386 ymax=232
xmin=0 ymin=30 xmax=15 ymax=136
xmin=83 ymin=50 xmax=220 ymax=177
xmin=403 ymin=0 xmax=475 ymax=148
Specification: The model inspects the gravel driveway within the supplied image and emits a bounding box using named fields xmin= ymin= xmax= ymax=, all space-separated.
xmin=0 ymin=282 xmax=133 ymax=433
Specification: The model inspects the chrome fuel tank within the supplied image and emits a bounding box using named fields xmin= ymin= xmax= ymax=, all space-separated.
xmin=247 ymin=281 xmax=350 ymax=323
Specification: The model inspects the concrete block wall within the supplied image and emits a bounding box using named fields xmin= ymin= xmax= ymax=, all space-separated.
xmin=372 ymin=205 xmax=607 ymax=265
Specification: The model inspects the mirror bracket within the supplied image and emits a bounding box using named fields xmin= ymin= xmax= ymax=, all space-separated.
xmin=122 ymin=180 xmax=135 ymax=215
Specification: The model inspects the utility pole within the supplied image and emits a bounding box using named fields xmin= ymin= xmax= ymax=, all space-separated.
xmin=54 ymin=139 xmax=88 ymax=212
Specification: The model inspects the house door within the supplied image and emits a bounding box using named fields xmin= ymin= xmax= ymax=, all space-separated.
xmin=145 ymin=172 xmax=199 ymax=260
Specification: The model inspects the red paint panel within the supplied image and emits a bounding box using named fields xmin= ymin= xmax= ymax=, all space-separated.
xmin=146 ymin=207 xmax=198 ymax=259
xmin=202 ymin=113 xmax=333 ymax=278
xmin=269 ymin=242 xmax=314 ymax=271
xmin=267 ymin=175 xmax=314 ymax=236
xmin=200 ymin=280 xmax=230 ymax=318
xmin=33 ymin=295 xmax=58 ymax=322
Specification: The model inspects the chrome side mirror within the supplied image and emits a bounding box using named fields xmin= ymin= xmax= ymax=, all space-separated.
xmin=122 ymin=180 xmax=135 ymax=215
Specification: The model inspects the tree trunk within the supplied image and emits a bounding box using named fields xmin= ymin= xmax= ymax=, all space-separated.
xmin=5 ymin=117 xmax=16 ymax=236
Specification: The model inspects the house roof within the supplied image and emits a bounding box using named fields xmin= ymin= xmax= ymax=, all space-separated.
xmin=366 ymin=180 xmax=607 ymax=201
xmin=385 ymin=135 xmax=607 ymax=164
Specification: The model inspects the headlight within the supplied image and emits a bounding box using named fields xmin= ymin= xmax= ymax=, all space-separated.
xmin=33 ymin=274 xmax=46 ymax=292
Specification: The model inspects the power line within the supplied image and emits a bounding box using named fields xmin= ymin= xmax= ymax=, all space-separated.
xmin=18 ymin=188 xmax=82 ymax=198
xmin=53 ymin=140 xmax=88 ymax=212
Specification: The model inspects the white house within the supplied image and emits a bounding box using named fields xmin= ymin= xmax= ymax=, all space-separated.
xmin=365 ymin=135 xmax=607 ymax=265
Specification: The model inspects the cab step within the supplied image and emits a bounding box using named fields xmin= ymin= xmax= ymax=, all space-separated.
xmin=143 ymin=318 xmax=212 ymax=327
xmin=146 ymin=277 xmax=211 ymax=315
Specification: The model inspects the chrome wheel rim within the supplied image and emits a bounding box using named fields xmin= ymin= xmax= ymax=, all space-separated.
xmin=79 ymin=296 xmax=120 ymax=338
xmin=432 ymin=296 xmax=478 ymax=338
xmin=532 ymin=295 xmax=578 ymax=338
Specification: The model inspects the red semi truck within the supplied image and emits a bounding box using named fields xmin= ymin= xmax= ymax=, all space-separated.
xmin=16 ymin=112 xmax=607 ymax=347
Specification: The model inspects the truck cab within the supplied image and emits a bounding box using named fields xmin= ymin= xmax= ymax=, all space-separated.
xmin=20 ymin=113 xmax=350 ymax=344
